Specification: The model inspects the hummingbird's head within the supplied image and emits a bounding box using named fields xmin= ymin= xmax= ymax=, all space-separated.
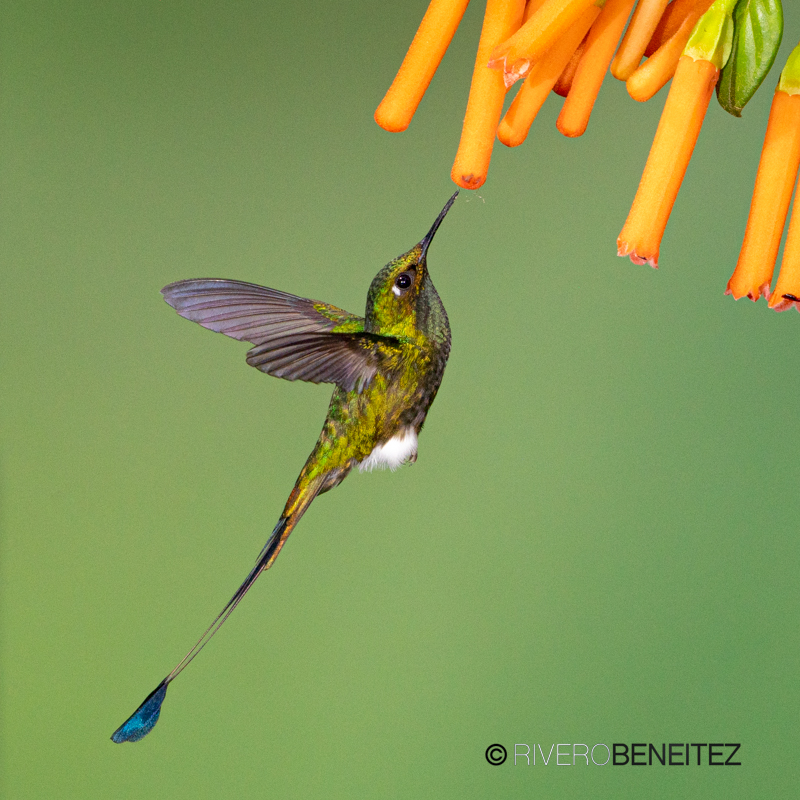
xmin=365 ymin=192 xmax=457 ymax=340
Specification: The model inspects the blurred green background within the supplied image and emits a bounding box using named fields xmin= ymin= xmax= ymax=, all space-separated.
xmin=3 ymin=1 xmax=799 ymax=797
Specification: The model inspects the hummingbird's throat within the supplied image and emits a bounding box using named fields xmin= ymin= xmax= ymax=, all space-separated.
xmin=358 ymin=428 xmax=418 ymax=472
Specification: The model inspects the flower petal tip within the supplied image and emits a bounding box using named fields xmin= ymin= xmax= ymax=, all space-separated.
xmin=487 ymin=55 xmax=528 ymax=88
xmin=724 ymin=280 xmax=771 ymax=302
xmin=616 ymin=240 xmax=658 ymax=268
xmin=452 ymin=171 xmax=485 ymax=190
xmin=505 ymin=60 xmax=530 ymax=88
xmin=768 ymin=293 xmax=800 ymax=312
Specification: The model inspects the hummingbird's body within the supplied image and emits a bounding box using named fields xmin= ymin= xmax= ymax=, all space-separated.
xmin=292 ymin=263 xmax=451 ymax=488
xmin=111 ymin=193 xmax=456 ymax=743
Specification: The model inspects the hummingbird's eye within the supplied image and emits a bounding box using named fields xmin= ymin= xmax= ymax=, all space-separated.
xmin=392 ymin=272 xmax=413 ymax=296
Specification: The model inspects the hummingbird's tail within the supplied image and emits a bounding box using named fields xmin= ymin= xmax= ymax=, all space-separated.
xmin=159 ymin=515 xmax=294 ymax=684
xmin=110 ymin=479 xmax=323 ymax=743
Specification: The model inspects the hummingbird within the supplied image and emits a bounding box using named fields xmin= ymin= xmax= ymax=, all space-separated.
xmin=111 ymin=192 xmax=457 ymax=743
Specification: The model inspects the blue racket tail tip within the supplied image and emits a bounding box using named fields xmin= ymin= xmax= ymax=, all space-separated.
xmin=111 ymin=679 xmax=169 ymax=743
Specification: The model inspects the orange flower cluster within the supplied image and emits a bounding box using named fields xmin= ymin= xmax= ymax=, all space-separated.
xmin=376 ymin=0 xmax=796 ymax=311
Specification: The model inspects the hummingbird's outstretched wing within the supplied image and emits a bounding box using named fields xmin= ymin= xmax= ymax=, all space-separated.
xmin=162 ymin=279 xmax=396 ymax=392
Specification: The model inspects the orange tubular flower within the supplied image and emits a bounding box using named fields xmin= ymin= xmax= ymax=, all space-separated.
xmin=611 ymin=0 xmax=671 ymax=80
xmin=769 ymin=182 xmax=800 ymax=312
xmin=617 ymin=57 xmax=718 ymax=266
xmin=729 ymin=45 xmax=800 ymax=303
xmin=556 ymin=0 xmax=637 ymax=137
xmin=626 ymin=0 xmax=714 ymax=102
xmin=617 ymin=0 xmax=734 ymax=267
xmin=375 ymin=0 xmax=472 ymax=132
xmin=451 ymin=0 xmax=526 ymax=189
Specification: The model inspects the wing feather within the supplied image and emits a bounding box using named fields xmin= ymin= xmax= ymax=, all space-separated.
xmin=161 ymin=279 xmax=392 ymax=391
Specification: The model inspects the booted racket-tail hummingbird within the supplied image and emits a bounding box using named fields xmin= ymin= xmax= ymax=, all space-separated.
xmin=111 ymin=192 xmax=457 ymax=742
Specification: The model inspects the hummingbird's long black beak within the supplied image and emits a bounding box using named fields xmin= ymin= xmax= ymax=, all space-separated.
xmin=420 ymin=191 xmax=458 ymax=261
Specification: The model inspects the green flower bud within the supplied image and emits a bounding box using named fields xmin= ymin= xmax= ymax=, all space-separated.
xmin=684 ymin=0 xmax=738 ymax=69
xmin=777 ymin=41 xmax=800 ymax=95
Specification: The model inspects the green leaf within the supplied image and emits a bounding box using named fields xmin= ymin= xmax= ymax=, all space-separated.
xmin=717 ymin=0 xmax=783 ymax=117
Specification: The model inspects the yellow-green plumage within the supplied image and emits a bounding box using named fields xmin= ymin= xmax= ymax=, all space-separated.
xmin=110 ymin=193 xmax=457 ymax=744
xmin=292 ymin=240 xmax=452 ymax=504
